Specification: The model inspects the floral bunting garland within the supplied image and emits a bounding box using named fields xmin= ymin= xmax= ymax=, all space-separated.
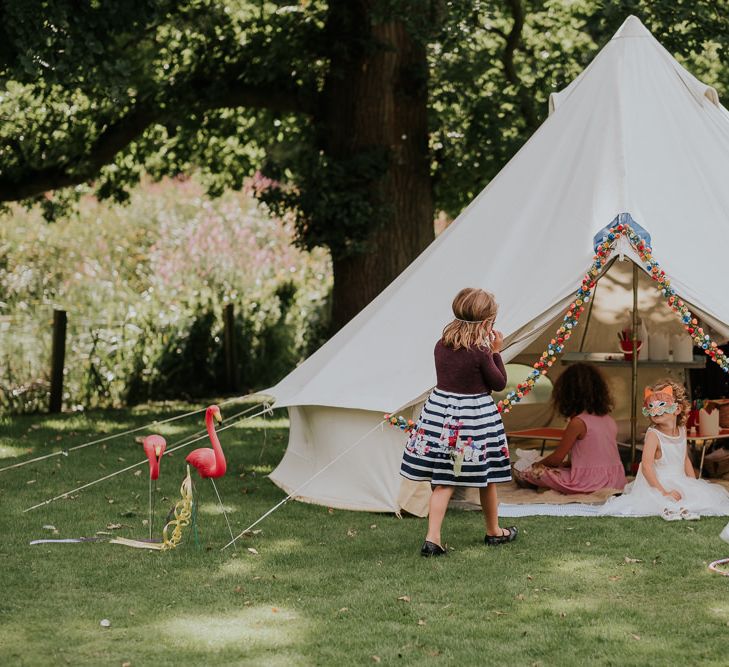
xmin=498 ymin=222 xmax=729 ymax=414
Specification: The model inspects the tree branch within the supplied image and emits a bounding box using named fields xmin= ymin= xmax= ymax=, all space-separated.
xmin=500 ymin=0 xmax=538 ymax=131
xmin=0 ymin=80 xmax=316 ymax=203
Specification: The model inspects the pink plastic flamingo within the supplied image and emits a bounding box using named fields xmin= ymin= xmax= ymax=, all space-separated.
xmin=186 ymin=405 xmax=235 ymax=547
xmin=141 ymin=434 xmax=166 ymax=539
xmin=143 ymin=435 xmax=167 ymax=480
xmin=186 ymin=406 xmax=226 ymax=478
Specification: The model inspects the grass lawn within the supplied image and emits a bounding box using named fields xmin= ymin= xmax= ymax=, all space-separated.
xmin=1 ymin=401 xmax=729 ymax=666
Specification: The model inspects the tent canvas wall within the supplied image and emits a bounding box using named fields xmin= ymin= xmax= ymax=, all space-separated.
xmin=262 ymin=16 xmax=729 ymax=513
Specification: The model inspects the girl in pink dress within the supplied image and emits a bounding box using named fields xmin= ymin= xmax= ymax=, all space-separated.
xmin=513 ymin=363 xmax=626 ymax=494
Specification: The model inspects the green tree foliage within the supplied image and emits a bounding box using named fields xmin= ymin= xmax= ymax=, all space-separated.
xmin=1 ymin=1 xmax=727 ymax=323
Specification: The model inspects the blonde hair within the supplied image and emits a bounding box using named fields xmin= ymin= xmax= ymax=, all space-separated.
xmin=645 ymin=378 xmax=690 ymax=427
xmin=441 ymin=288 xmax=498 ymax=350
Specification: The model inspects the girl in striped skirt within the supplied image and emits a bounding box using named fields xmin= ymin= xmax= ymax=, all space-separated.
xmin=400 ymin=287 xmax=517 ymax=556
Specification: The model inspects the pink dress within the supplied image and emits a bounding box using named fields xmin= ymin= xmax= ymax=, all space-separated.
xmin=522 ymin=413 xmax=626 ymax=494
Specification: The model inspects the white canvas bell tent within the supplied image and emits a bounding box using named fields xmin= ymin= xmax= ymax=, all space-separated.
xmin=261 ymin=16 xmax=729 ymax=512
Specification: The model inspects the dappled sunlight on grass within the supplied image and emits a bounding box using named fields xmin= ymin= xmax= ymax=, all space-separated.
xmin=153 ymin=422 xmax=200 ymax=437
xmin=0 ymin=444 xmax=32 ymax=459
xmin=264 ymin=537 xmax=305 ymax=553
xmin=577 ymin=619 xmax=645 ymax=643
xmin=705 ymin=602 xmax=729 ymax=620
xmin=543 ymin=595 xmax=602 ymax=614
xmin=552 ymin=554 xmax=617 ymax=579
xmin=198 ymin=501 xmax=238 ymax=516
xmin=214 ymin=557 xmax=257 ymax=579
xmin=158 ymin=606 xmax=307 ymax=651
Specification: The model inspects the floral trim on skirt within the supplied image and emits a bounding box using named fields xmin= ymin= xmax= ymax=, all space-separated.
xmin=400 ymin=388 xmax=511 ymax=487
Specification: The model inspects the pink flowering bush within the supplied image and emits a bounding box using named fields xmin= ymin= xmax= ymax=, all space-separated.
xmin=0 ymin=177 xmax=331 ymax=413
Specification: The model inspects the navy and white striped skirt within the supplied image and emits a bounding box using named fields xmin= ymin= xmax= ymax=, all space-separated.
xmin=400 ymin=389 xmax=511 ymax=487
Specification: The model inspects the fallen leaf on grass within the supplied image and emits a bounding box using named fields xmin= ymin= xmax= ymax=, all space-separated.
xmin=347 ymin=528 xmax=358 ymax=538
xmin=624 ymin=556 xmax=643 ymax=564
xmin=608 ymin=576 xmax=622 ymax=582
xmin=42 ymin=525 xmax=57 ymax=531
xmin=271 ymin=607 xmax=278 ymax=613
xmin=26 ymin=479 xmax=36 ymax=485
xmin=242 ymin=529 xmax=262 ymax=537
xmin=527 ymin=574 xmax=533 ymax=580
xmin=492 ymin=610 xmax=508 ymax=616
xmin=247 ymin=548 xmax=259 ymax=555
xmin=371 ymin=657 xmax=381 ymax=663
xmin=328 ymin=508 xmax=335 ymax=514
xmin=629 ymin=633 xmax=641 ymax=641
xmin=134 ymin=470 xmax=142 ymax=477
xmin=106 ymin=523 xmax=124 ymax=530
xmin=515 ymin=594 xmax=526 ymax=601
xmin=338 ymin=607 xmax=349 ymax=613
xmin=370 ymin=524 xmax=377 ymax=529
xmin=559 ymin=612 xmax=567 ymax=618
xmin=397 ymin=595 xmax=411 ymax=603
xmin=417 ymin=619 xmax=426 ymax=626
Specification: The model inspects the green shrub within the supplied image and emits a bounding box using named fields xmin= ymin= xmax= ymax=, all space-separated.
xmin=0 ymin=178 xmax=332 ymax=413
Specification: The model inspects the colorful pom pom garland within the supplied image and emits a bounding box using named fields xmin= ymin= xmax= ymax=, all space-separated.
xmin=384 ymin=414 xmax=416 ymax=433
xmin=498 ymin=222 xmax=729 ymax=414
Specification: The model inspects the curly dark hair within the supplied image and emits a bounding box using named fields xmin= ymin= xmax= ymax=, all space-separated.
xmin=551 ymin=362 xmax=613 ymax=418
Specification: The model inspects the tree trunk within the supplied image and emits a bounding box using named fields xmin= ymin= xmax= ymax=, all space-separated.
xmin=322 ymin=2 xmax=434 ymax=331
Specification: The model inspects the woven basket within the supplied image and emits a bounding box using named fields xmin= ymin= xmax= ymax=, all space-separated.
xmin=719 ymin=404 xmax=729 ymax=429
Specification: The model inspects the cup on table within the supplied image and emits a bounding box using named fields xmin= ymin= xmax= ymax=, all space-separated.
xmin=619 ymin=339 xmax=642 ymax=361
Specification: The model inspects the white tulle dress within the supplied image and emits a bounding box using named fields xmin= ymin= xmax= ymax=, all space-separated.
xmin=599 ymin=426 xmax=729 ymax=517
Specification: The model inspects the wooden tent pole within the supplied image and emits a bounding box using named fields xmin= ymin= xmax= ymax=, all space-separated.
xmin=631 ymin=263 xmax=639 ymax=469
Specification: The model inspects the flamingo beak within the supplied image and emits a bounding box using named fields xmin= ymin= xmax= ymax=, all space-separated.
xmin=154 ymin=444 xmax=163 ymax=457
xmin=214 ymin=410 xmax=223 ymax=424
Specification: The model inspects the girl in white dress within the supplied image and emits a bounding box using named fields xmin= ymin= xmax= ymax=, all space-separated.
xmin=599 ymin=380 xmax=729 ymax=519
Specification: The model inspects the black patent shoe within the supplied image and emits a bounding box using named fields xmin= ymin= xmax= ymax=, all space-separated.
xmin=420 ymin=540 xmax=447 ymax=557
xmin=484 ymin=526 xmax=518 ymax=546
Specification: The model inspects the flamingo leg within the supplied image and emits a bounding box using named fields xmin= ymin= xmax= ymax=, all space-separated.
xmin=151 ymin=480 xmax=157 ymax=541
xmin=191 ymin=483 xmax=201 ymax=548
xmin=210 ymin=478 xmax=236 ymax=550
xmin=148 ymin=475 xmax=153 ymax=540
